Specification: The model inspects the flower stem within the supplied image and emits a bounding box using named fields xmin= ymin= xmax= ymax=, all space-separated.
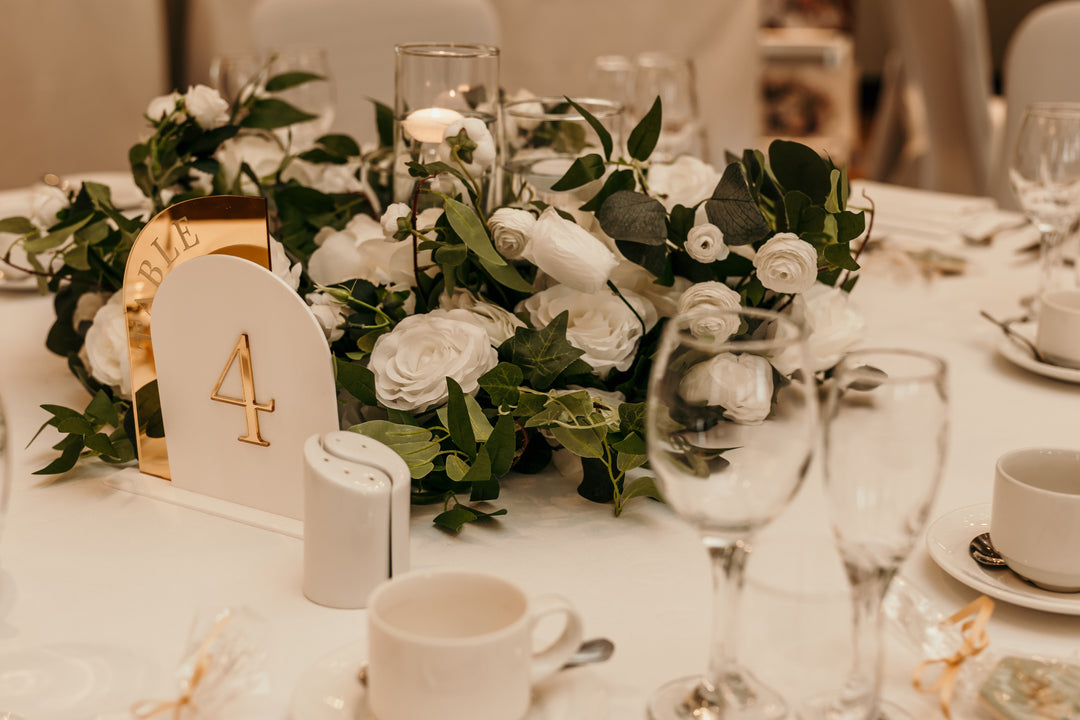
xmin=606 ymin=280 xmax=646 ymax=336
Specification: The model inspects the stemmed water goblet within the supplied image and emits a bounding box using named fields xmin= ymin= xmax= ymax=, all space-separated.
xmin=799 ymin=349 xmax=948 ymax=720
xmin=646 ymin=306 xmax=818 ymax=720
xmin=1009 ymin=103 xmax=1080 ymax=303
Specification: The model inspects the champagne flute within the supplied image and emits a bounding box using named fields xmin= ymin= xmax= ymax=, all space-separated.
xmin=799 ymin=349 xmax=948 ymax=720
xmin=646 ymin=306 xmax=817 ymax=720
xmin=1009 ymin=103 xmax=1080 ymax=303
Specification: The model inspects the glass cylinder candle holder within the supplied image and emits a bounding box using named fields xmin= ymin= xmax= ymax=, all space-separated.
xmin=393 ymin=43 xmax=500 ymax=211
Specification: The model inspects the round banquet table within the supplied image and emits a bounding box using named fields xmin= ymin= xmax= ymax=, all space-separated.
xmin=0 ymin=180 xmax=1079 ymax=719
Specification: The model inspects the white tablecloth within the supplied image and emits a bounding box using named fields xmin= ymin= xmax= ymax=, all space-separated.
xmin=1 ymin=181 xmax=1079 ymax=719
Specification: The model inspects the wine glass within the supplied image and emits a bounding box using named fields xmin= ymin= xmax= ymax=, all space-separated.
xmin=212 ymin=47 xmax=336 ymax=149
xmin=1009 ymin=103 xmax=1080 ymax=303
xmin=799 ymin=349 xmax=948 ymax=720
xmin=632 ymin=52 xmax=707 ymax=162
xmin=646 ymin=306 xmax=818 ymax=720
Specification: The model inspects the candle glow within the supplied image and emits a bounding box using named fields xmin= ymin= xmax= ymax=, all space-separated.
xmin=401 ymin=107 xmax=465 ymax=144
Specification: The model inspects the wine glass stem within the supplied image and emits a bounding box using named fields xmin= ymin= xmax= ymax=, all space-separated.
xmin=700 ymin=536 xmax=751 ymax=704
xmin=835 ymin=562 xmax=896 ymax=716
xmin=1039 ymin=227 xmax=1067 ymax=299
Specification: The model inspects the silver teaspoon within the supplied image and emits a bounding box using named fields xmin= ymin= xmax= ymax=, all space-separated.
xmin=979 ymin=310 xmax=1049 ymax=364
xmin=357 ymin=637 xmax=615 ymax=687
xmin=969 ymin=532 xmax=1007 ymax=568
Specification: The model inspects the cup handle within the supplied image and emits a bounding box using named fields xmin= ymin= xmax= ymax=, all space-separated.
xmin=527 ymin=594 xmax=585 ymax=684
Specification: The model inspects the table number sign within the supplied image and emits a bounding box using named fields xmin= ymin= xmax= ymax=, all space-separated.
xmin=123 ymin=196 xmax=272 ymax=480
xmin=151 ymin=254 xmax=338 ymax=519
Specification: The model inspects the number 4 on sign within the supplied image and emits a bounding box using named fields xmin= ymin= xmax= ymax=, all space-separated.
xmin=211 ymin=333 xmax=275 ymax=447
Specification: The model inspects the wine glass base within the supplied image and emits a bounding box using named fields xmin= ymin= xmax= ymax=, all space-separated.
xmin=798 ymin=694 xmax=914 ymax=720
xmin=647 ymin=673 xmax=787 ymax=720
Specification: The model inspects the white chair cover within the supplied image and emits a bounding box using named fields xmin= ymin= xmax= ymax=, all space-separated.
xmin=249 ymin=0 xmax=501 ymax=147
xmin=0 ymin=0 xmax=168 ymax=189
xmin=873 ymin=0 xmax=998 ymax=196
xmin=992 ymin=0 xmax=1080 ymax=209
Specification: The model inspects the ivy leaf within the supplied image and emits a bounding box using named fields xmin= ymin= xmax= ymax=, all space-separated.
xmin=463 ymin=447 xmax=496 ymax=500
xmin=486 ymin=414 xmax=516 ymax=477
xmin=616 ymin=450 xmax=648 ymax=472
xmin=265 ymin=71 xmax=325 ymax=92
xmin=498 ymin=312 xmax=585 ymax=390
xmin=621 ymin=475 xmax=664 ymax=503
xmin=627 ymin=96 xmax=662 ymax=162
xmin=433 ymin=504 xmax=507 ymax=533
xmin=619 ymin=402 xmax=647 ymax=437
xmin=479 ymin=363 xmax=523 ymax=407
xmin=824 ymin=242 xmax=860 ymax=271
xmin=550 ymin=153 xmax=605 ymax=191
xmin=564 ymin=96 xmax=615 ymax=160
xmin=836 ymin=210 xmax=866 ymax=244
xmin=769 ymin=139 xmax=830 ymax=204
xmin=551 ymin=425 xmax=606 ymax=459
xmin=241 ymin=98 xmax=318 ymax=130
xmin=596 ymin=191 xmax=667 ymax=244
xmin=704 ymin=163 xmax=770 ymax=246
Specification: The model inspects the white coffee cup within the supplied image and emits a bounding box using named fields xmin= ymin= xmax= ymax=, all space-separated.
xmin=366 ymin=568 xmax=585 ymax=720
xmin=1036 ymin=289 xmax=1080 ymax=367
xmin=991 ymin=447 xmax=1080 ymax=592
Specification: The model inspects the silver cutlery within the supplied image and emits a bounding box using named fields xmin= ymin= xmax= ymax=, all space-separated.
xmin=979 ymin=310 xmax=1048 ymax=364
xmin=968 ymin=532 xmax=1007 ymax=568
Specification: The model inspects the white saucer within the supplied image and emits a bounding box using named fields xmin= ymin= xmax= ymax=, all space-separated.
xmin=290 ymin=640 xmax=609 ymax=720
xmin=997 ymin=327 xmax=1080 ymax=383
xmin=925 ymin=504 xmax=1080 ymax=615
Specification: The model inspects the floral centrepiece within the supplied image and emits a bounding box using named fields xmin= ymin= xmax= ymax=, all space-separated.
xmin=0 ymin=75 xmax=867 ymax=531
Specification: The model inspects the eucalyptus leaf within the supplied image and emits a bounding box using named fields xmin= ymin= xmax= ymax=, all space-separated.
xmin=704 ymin=164 xmax=770 ymax=246
xmin=580 ymin=169 xmax=636 ymax=213
xmin=596 ymin=191 xmax=667 ymax=244
xmin=627 ymin=96 xmax=662 ymax=162
xmin=769 ymin=139 xmax=830 ymax=203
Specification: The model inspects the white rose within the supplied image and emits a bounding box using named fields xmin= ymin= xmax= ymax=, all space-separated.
xmin=83 ymin=291 xmax=132 ymax=399
xmin=183 ymin=84 xmax=230 ymax=129
xmin=488 ymin=207 xmax=535 ymax=260
xmin=269 ymin=237 xmax=302 ymax=292
xmin=146 ymin=91 xmax=182 ymax=121
xmin=381 ymin=203 xmax=412 ymax=237
xmin=438 ymin=117 xmax=496 ymax=173
xmin=72 ymin=291 xmax=109 ymax=331
xmin=439 ymin=289 xmax=524 ymax=345
xmin=754 ymin=233 xmax=818 ymax=294
xmin=648 ymin=156 xmax=722 ymax=212
xmin=770 ymin=283 xmax=865 ymax=375
xmin=217 ymin=134 xmax=286 ymax=193
xmin=306 ymin=291 xmax=349 ymax=343
xmin=29 ymin=185 xmax=68 ymax=230
xmin=677 ymin=281 xmax=742 ymax=340
xmin=525 ymin=207 xmax=618 ymax=293
xmin=281 ymin=158 xmax=366 ymax=194
xmin=680 ymin=352 xmax=773 ymax=424
xmin=307 ymin=230 xmax=415 ymax=290
xmin=609 ymin=262 xmax=690 ymax=319
xmin=522 ymin=284 xmax=655 ymax=378
xmin=369 ymin=313 xmax=498 ymax=412
xmin=685 ymin=223 xmax=729 ymax=263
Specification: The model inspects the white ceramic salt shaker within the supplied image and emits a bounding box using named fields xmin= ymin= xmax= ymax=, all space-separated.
xmin=302 ymin=431 xmax=410 ymax=608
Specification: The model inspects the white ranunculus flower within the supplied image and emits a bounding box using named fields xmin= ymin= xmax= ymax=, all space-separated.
xmin=770 ymin=283 xmax=865 ymax=375
xmin=217 ymin=134 xmax=286 ymax=194
xmin=29 ymin=185 xmax=68 ymax=230
xmin=438 ymin=117 xmax=496 ymax=173
xmin=269 ymin=238 xmax=302 ymax=291
xmin=439 ymin=289 xmax=524 ymax=345
xmin=381 ymin=203 xmax=412 ymax=237
xmin=488 ymin=207 xmax=535 ymax=260
xmin=680 ymin=352 xmax=773 ymax=425
xmin=685 ymin=223 xmax=729 ymax=263
xmin=183 ymin=84 xmax=230 ymax=129
xmin=525 ymin=207 xmax=618 ymax=293
xmin=369 ymin=313 xmax=498 ymax=412
xmin=146 ymin=91 xmax=182 ymax=121
xmin=648 ymin=156 xmax=722 ymax=212
xmin=677 ymin=281 xmax=743 ymax=340
xmin=306 ymin=291 xmax=349 ymax=343
xmin=522 ymin=284 xmax=655 ymax=378
xmin=754 ymin=233 xmax=818 ymax=294
xmin=72 ymin=291 xmax=109 ymax=331
xmin=83 ymin=291 xmax=132 ymax=399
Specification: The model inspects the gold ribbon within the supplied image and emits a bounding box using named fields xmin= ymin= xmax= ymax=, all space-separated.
xmin=912 ymin=595 xmax=995 ymax=719
xmin=131 ymin=612 xmax=235 ymax=719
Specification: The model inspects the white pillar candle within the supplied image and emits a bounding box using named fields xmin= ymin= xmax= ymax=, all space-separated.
xmin=400 ymin=107 xmax=465 ymax=144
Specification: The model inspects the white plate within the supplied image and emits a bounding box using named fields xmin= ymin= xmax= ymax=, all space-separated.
xmin=290 ymin=640 xmax=610 ymax=720
xmin=996 ymin=326 xmax=1080 ymax=384
xmin=925 ymin=504 xmax=1080 ymax=615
